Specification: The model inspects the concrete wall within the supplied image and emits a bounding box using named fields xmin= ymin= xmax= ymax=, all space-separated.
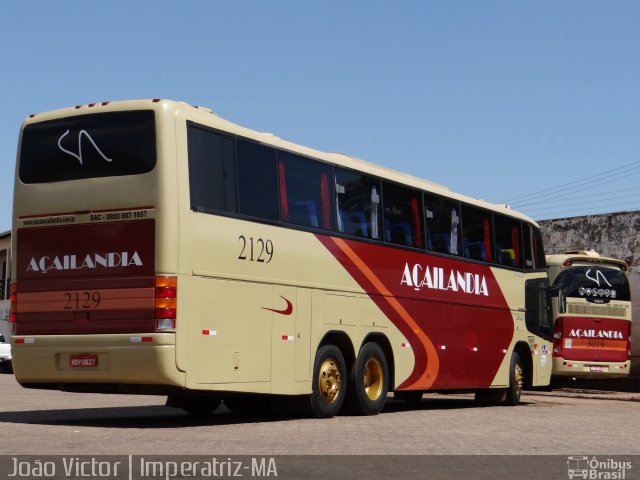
xmin=539 ymin=211 xmax=640 ymax=376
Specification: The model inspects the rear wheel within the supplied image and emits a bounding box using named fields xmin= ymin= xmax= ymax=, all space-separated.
xmin=505 ymin=352 xmax=524 ymax=406
xmin=346 ymin=342 xmax=389 ymax=415
xmin=0 ymin=361 xmax=12 ymax=374
xmin=310 ymin=345 xmax=347 ymax=418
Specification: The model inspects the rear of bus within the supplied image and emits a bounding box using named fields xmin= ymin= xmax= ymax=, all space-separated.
xmin=10 ymin=100 xmax=184 ymax=393
xmin=547 ymin=251 xmax=631 ymax=379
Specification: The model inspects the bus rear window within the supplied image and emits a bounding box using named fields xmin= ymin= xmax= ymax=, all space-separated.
xmin=19 ymin=110 xmax=156 ymax=183
xmin=554 ymin=266 xmax=631 ymax=302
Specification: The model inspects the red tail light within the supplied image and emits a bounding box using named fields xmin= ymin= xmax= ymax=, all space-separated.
xmin=552 ymin=317 xmax=563 ymax=358
xmin=155 ymin=276 xmax=177 ymax=331
xmin=9 ymin=283 xmax=17 ymax=334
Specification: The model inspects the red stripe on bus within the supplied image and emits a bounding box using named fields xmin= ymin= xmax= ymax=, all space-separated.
xmin=316 ymin=233 xmax=513 ymax=390
xmin=322 ymin=236 xmax=438 ymax=390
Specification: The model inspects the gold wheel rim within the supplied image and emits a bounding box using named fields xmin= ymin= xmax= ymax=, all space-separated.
xmin=514 ymin=362 xmax=523 ymax=397
xmin=363 ymin=357 xmax=383 ymax=401
xmin=318 ymin=357 xmax=341 ymax=404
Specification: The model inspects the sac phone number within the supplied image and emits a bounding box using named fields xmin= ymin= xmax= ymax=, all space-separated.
xmin=90 ymin=211 xmax=148 ymax=222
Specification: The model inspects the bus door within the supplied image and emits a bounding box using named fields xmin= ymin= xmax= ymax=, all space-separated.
xmin=525 ymin=278 xmax=553 ymax=384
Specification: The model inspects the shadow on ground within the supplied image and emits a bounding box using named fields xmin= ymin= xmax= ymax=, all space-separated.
xmin=0 ymin=394 xmax=538 ymax=429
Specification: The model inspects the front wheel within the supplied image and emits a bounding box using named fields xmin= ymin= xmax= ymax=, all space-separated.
xmin=310 ymin=345 xmax=347 ymax=418
xmin=346 ymin=342 xmax=389 ymax=415
xmin=505 ymin=352 xmax=524 ymax=406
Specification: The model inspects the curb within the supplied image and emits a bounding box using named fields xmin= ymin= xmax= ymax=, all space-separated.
xmin=527 ymin=388 xmax=640 ymax=402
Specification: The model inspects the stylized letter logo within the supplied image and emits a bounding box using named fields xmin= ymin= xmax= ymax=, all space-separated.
xmin=585 ymin=269 xmax=612 ymax=288
xmin=58 ymin=129 xmax=112 ymax=165
xmin=262 ymin=296 xmax=294 ymax=316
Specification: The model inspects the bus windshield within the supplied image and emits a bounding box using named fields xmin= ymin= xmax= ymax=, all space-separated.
xmin=554 ymin=266 xmax=630 ymax=302
xmin=19 ymin=110 xmax=156 ymax=183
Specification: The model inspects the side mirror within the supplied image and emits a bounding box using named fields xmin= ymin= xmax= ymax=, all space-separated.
xmin=558 ymin=289 xmax=567 ymax=314
xmin=0 ymin=334 xmax=5 ymax=343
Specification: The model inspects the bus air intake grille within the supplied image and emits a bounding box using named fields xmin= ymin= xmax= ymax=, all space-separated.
xmin=567 ymin=304 xmax=628 ymax=317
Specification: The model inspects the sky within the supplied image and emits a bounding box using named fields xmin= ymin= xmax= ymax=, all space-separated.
xmin=1 ymin=1 xmax=639 ymax=232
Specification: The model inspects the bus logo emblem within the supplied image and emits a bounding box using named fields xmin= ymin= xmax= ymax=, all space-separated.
xmin=585 ymin=269 xmax=612 ymax=288
xmin=262 ymin=296 xmax=293 ymax=316
xmin=57 ymin=129 xmax=113 ymax=165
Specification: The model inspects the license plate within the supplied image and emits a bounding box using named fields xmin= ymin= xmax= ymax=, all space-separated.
xmin=69 ymin=354 xmax=98 ymax=368
xmin=590 ymin=365 xmax=604 ymax=372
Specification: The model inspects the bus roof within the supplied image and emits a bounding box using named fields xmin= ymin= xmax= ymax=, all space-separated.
xmin=546 ymin=250 xmax=628 ymax=269
xmin=22 ymin=98 xmax=538 ymax=226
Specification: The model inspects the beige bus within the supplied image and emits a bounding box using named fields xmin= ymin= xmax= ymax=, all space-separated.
xmin=11 ymin=99 xmax=553 ymax=417
xmin=547 ymin=250 xmax=631 ymax=379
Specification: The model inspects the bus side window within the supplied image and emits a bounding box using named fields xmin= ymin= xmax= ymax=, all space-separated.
xmin=334 ymin=168 xmax=382 ymax=240
xmin=523 ymin=224 xmax=534 ymax=269
xmin=278 ymin=152 xmax=333 ymax=230
xmin=237 ymin=140 xmax=279 ymax=220
xmin=461 ymin=205 xmax=493 ymax=263
xmin=187 ymin=124 xmax=236 ymax=213
xmin=522 ymin=224 xmax=546 ymax=270
xmin=424 ymin=194 xmax=461 ymax=256
xmin=532 ymin=227 xmax=546 ymax=269
xmin=382 ymin=182 xmax=424 ymax=248
xmin=494 ymin=215 xmax=522 ymax=268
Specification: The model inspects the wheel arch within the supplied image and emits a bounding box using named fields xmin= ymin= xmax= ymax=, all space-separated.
xmin=513 ymin=341 xmax=533 ymax=388
xmin=318 ymin=330 xmax=356 ymax=375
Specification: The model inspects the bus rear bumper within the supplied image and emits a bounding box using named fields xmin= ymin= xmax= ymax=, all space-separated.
xmin=552 ymin=357 xmax=630 ymax=379
xmin=11 ymin=333 xmax=185 ymax=392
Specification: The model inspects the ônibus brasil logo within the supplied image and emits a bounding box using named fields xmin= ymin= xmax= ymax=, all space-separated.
xmin=26 ymin=252 xmax=143 ymax=274
xmin=400 ymin=262 xmax=489 ymax=296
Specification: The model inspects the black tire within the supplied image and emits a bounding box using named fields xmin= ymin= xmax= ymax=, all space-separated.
xmin=0 ymin=361 xmax=12 ymax=374
xmin=346 ymin=342 xmax=389 ymax=415
xmin=505 ymin=352 xmax=524 ymax=406
xmin=310 ymin=345 xmax=347 ymax=418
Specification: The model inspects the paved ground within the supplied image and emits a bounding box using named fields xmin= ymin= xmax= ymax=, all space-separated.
xmin=1 ymin=374 xmax=639 ymax=456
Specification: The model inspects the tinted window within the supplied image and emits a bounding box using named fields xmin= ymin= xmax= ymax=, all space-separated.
xmin=237 ymin=140 xmax=278 ymax=220
xmin=494 ymin=215 xmax=522 ymax=268
xmin=523 ymin=224 xmax=535 ymax=269
xmin=382 ymin=182 xmax=424 ymax=248
xmin=553 ymin=267 xmax=630 ymax=302
xmin=279 ymin=152 xmax=333 ymax=229
xmin=525 ymin=278 xmax=553 ymax=341
xmin=20 ymin=111 xmax=156 ymax=184
xmin=424 ymin=194 xmax=462 ymax=256
xmin=188 ymin=124 xmax=236 ymax=212
xmin=335 ymin=168 xmax=382 ymax=240
xmin=532 ymin=227 xmax=546 ymax=269
xmin=461 ymin=205 xmax=493 ymax=262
